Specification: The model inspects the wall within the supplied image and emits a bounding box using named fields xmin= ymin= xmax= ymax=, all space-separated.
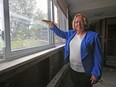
xmin=0 ymin=47 xmax=64 ymax=87
xmin=57 ymin=0 xmax=68 ymax=17
xmin=95 ymin=18 xmax=116 ymax=67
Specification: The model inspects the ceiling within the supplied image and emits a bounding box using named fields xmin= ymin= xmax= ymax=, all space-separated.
xmin=66 ymin=0 xmax=116 ymax=23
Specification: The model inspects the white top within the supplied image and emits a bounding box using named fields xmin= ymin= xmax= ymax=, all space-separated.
xmin=69 ymin=33 xmax=86 ymax=72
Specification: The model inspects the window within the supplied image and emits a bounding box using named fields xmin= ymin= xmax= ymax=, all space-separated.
xmin=0 ymin=0 xmax=54 ymax=60
xmin=0 ymin=0 xmax=68 ymax=60
xmin=0 ymin=0 xmax=4 ymax=59
xmin=54 ymin=5 xmax=62 ymax=44
xmin=53 ymin=4 xmax=68 ymax=45
xmin=9 ymin=0 xmax=49 ymax=50
xmin=53 ymin=5 xmax=62 ymax=45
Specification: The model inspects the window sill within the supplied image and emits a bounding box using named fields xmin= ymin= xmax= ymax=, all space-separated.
xmin=0 ymin=44 xmax=65 ymax=75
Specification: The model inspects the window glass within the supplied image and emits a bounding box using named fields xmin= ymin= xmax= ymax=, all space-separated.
xmin=9 ymin=0 xmax=49 ymax=50
xmin=54 ymin=5 xmax=67 ymax=45
xmin=0 ymin=0 xmax=4 ymax=52
xmin=54 ymin=5 xmax=63 ymax=44
xmin=54 ymin=5 xmax=58 ymax=25
xmin=59 ymin=11 xmax=68 ymax=43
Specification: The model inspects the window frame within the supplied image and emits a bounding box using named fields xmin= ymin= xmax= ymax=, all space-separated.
xmin=1 ymin=0 xmax=55 ymax=60
xmin=0 ymin=0 xmax=68 ymax=61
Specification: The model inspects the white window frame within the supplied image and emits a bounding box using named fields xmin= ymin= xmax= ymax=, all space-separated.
xmin=0 ymin=0 xmax=68 ymax=61
xmin=0 ymin=0 xmax=54 ymax=60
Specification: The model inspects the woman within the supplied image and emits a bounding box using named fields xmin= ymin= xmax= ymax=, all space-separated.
xmin=42 ymin=13 xmax=103 ymax=87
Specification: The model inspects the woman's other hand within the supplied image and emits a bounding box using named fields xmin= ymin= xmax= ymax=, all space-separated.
xmin=90 ymin=75 xmax=97 ymax=84
xmin=42 ymin=20 xmax=54 ymax=27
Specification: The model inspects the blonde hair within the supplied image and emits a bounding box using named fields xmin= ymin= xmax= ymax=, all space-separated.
xmin=72 ymin=13 xmax=89 ymax=30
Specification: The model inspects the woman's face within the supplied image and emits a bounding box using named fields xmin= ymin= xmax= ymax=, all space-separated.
xmin=74 ymin=16 xmax=85 ymax=32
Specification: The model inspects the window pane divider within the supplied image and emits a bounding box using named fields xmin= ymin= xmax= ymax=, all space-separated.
xmin=3 ymin=0 xmax=11 ymax=59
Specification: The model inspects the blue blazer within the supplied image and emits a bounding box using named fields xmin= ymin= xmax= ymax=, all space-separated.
xmin=50 ymin=25 xmax=103 ymax=79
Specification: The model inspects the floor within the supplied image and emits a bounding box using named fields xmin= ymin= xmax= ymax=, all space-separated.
xmin=93 ymin=66 xmax=116 ymax=87
xmin=60 ymin=66 xmax=116 ymax=87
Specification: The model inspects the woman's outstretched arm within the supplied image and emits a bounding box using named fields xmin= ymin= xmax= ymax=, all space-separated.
xmin=42 ymin=20 xmax=68 ymax=39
